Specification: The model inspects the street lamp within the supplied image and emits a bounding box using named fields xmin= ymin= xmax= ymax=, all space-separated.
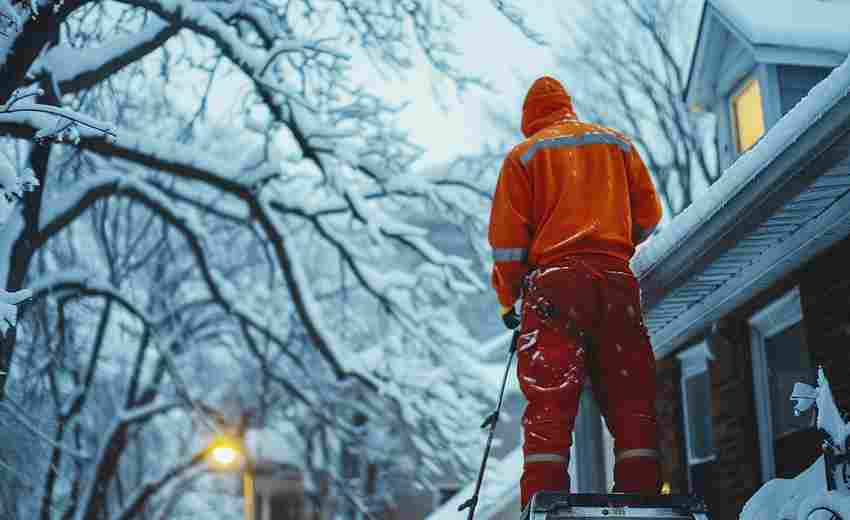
xmin=204 ymin=434 xmax=255 ymax=520
xmin=211 ymin=444 xmax=239 ymax=467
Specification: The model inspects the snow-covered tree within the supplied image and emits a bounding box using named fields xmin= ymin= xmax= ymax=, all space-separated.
xmin=556 ymin=0 xmax=717 ymax=216
xmin=0 ymin=0 xmax=543 ymax=518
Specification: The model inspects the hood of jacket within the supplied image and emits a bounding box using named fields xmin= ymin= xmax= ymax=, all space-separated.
xmin=521 ymin=76 xmax=577 ymax=138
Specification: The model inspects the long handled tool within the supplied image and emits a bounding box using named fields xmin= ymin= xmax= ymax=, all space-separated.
xmin=458 ymin=330 xmax=520 ymax=520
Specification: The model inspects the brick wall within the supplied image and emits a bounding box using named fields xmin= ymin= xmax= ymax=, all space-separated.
xmin=654 ymin=357 xmax=688 ymax=494
xmin=705 ymin=319 xmax=762 ymax=520
xmin=800 ymin=235 xmax=850 ymax=415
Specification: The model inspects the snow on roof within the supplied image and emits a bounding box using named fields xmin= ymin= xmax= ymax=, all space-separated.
xmin=425 ymin=447 xmax=523 ymax=520
xmin=632 ymin=51 xmax=850 ymax=280
xmin=710 ymin=0 xmax=850 ymax=53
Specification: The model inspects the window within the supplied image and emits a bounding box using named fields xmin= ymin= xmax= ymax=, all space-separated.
xmin=731 ymin=77 xmax=766 ymax=152
xmin=749 ymin=287 xmax=816 ymax=482
xmin=765 ymin=322 xmax=815 ymax=438
xmin=676 ymin=342 xmax=715 ymax=495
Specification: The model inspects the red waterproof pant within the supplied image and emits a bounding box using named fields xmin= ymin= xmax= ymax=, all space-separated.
xmin=517 ymin=254 xmax=661 ymax=509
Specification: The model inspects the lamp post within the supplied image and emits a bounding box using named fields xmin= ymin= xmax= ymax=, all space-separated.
xmin=204 ymin=434 xmax=255 ymax=520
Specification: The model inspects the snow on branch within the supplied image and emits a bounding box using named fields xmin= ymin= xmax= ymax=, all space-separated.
xmin=0 ymin=90 xmax=116 ymax=145
xmin=121 ymin=0 xmax=348 ymax=95
xmin=0 ymin=284 xmax=33 ymax=336
xmin=28 ymin=17 xmax=179 ymax=94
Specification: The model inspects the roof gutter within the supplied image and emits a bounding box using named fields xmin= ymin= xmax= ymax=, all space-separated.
xmin=633 ymin=54 xmax=850 ymax=354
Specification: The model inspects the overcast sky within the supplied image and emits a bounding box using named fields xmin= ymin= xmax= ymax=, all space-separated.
xmin=358 ymin=3 xmax=571 ymax=168
xmin=358 ymin=1 xmax=704 ymax=169
xmin=196 ymin=2 xmax=702 ymax=171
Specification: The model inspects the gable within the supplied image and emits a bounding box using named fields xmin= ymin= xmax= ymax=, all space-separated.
xmin=685 ymin=0 xmax=849 ymax=110
xmin=712 ymin=0 xmax=850 ymax=55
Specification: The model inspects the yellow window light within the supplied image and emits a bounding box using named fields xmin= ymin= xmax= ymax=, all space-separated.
xmin=732 ymin=78 xmax=766 ymax=153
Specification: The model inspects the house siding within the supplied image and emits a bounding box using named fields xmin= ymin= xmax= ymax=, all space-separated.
xmin=655 ymin=230 xmax=850 ymax=517
xmin=777 ymin=65 xmax=833 ymax=116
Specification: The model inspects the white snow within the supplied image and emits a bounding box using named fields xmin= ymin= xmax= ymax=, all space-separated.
xmin=425 ymin=447 xmax=523 ymax=520
xmin=794 ymin=368 xmax=850 ymax=457
xmin=632 ymin=51 xmax=850 ymax=279
xmin=0 ymin=1 xmax=25 ymax=71
xmin=710 ymin=0 xmax=850 ymax=54
xmin=741 ymin=456 xmax=827 ymax=520
xmin=29 ymin=18 xmax=171 ymax=85
xmin=743 ymin=368 xmax=850 ymax=519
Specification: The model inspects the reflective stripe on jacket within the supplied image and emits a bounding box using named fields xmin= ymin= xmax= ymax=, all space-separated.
xmin=488 ymin=77 xmax=662 ymax=307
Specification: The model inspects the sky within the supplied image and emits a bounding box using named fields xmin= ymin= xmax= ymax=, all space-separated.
xmin=357 ymin=2 xmax=571 ymax=168
xmin=355 ymin=1 xmax=705 ymax=170
xmin=193 ymin=1 xmax=702 ymax=171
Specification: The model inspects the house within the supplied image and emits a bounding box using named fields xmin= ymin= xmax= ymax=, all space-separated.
xmin=645 ymin=1 xmax=850 ymax=517
xmin=430 ymin=1 xmax=850 ymax=519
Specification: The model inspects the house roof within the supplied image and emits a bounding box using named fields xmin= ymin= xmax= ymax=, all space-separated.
xmin=684 ymin=0 xmax=850 ymax=107
xmin=711 ymin=0 xmax=850 ymax=54
xmin=633 ymin=52 xmax=850 ymax=359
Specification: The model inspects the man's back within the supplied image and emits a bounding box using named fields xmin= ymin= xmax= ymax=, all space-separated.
xmin=486 ymin=76 xmax=665 ymax=509
xmin=488 ymin=78 xmax=661 ymax=307
xmin=507 ymin=119 xmax=645 ymax=266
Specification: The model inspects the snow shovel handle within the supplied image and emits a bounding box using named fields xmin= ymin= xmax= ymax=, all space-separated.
xmin=458 ymin=330 xmax=520 ymax=520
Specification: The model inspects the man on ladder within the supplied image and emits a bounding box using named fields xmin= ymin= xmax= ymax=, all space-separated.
xmin=489 ymin=76 xmax=664 ymax=511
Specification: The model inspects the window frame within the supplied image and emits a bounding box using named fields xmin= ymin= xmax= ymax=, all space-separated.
xmin=729 ymin=74 xmax=766 ymax=154
xmin=676 ymin=341 xmax=716 ymax=471
xmin=748 ymin=286 xmax=807 ymax=483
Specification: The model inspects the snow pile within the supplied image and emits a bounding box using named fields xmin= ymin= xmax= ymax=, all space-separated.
xmin=632 ymin=50 xmax=850 ymax=280
xmin=742 ymin=368 xmax=850 ymax=520
xmin=741 ymin=459 xmax=850 ymax=520
xmin=741 ymin=457 xmax=827 ymax=520
xmin=711 ymin=0 xmax=850 ymax=54
xmin=426 ymin=447 xmax=523 ymax=520
xmin=793 ymin=368 xmax=850 ymax=461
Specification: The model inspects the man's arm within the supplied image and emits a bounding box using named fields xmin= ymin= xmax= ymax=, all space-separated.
xmin=626 ymin=145 xmax=662 ymax=245
xmin=488 ymin=153 xmax=533 ymax=308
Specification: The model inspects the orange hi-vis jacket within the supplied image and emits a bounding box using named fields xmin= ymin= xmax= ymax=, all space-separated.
xmin=488 ymin=77 xmax=663 ymax=308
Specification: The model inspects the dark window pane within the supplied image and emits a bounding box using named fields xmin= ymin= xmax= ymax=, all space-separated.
xmin=774 ymin=427 xmax=821 ymax=479
xmin=685 ymin=371 xmax=714 ymax=461
xmin=764 ymin=323 xmax=816 ymax=438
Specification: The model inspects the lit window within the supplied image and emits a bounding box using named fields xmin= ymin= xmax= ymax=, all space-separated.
xmin=732 ymin=77 xmax=765 ymax=152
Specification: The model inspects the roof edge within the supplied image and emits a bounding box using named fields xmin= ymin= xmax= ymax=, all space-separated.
xmin=634 ymin=54 xmax=850 ymax=323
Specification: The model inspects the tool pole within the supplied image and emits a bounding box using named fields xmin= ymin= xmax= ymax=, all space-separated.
xmin=458 ymin=330 xmax=520 ymax=520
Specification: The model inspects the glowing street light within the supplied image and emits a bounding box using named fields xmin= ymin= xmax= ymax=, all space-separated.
xmin=203 ymin=434 xmax=254 ymax=520
xmin=205 ymin=435 xmax=245 ymax=471
xmin=211 ymin=444 xmax=239 ymax=467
